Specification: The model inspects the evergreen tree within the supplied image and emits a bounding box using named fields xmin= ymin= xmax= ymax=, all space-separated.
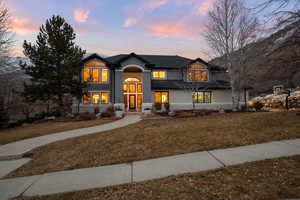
xmin=22 ymin=15 xmax=86 ymax=113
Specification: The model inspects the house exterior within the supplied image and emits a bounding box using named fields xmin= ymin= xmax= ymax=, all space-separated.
xmin=73 ymin=53 xmax=248 ymax=113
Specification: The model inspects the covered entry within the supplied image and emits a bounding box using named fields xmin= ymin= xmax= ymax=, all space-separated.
xmin=123 ymin=76 xmax=143 ymax=111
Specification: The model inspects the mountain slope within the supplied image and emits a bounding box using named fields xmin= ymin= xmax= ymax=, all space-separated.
xmin=211 ymin=21 xmax=300 ymax=95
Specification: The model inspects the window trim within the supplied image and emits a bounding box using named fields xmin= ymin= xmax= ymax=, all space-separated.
xmin=192 ymin=91 xmax=212 ymax=104
xmin=152 ymin=70 xmax=167 ymax=80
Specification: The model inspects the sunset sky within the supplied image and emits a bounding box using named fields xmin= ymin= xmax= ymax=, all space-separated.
xmin=6 ymin=0 xmax=270 ymax=59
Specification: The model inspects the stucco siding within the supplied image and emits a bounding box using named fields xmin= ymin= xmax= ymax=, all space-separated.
xmin=166 ymin=69 xmax=182 ymax=80
xmin=143 ymin=71 xmax=152 ymax=103
xmin=114 ymin=71 xmax=123 ymax=103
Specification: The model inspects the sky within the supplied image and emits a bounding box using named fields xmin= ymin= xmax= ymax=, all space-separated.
xmin=5 ymin=0 xmax=267 ymax=59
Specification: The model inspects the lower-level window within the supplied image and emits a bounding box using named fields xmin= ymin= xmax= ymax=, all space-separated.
xmin=154 ymin=91 xmax=169 ymax=104
xmin=193 ymin=91 xmax=212 ymax=103
xmin=83 ymin=92 xmax=109 ymax=104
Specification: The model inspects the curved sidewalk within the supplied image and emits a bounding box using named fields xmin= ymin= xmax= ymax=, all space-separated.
xmin=0 ymin=139 xmax=299 ymax=199
xmin=0 ymin=115 xmax=141 ymax=161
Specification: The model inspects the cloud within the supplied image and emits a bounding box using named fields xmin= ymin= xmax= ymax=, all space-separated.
xmin=143 ymin=16 xmax=206 ymax=39
xmin=146 ymin=0 xmax=168 ymax=11
xmin=196 ymin=0 xmax=215 ymax=16
xmin=123 ymin=18 xmax=138 ymax=28
xmin=123 ymin=0 xmax=168 ymax=28
xmin=74 ymin=9 xmax=90 ymax=23
xmin=11 ymin=16 xmax=38 ymax=34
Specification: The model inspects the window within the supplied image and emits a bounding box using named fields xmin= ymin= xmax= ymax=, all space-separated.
xmin=92 ymin=92 xmax=101 ymax=104
xmin=83 ymin=68 xmax=90 ymax=82
xmin=83 ymin=60 xmax=109 ymax=83
xmin=102 ymin=68 xmax=108 ymax=82
xmin=92 ymin=68 xmax=99 ymax=82
xmin=101 ymin=92 xmax=109 ymax=104
xmin=154 ymin=91 xmax=169 ymax=104
xmin=193 ymin=91 xmax=212 ymax=103
xmin=83 ymin=93 xmax=91 ymax=104
xmin=83 ymin=92 xmax=109 ymax=104
xmin=188 ymin=64 xmax=208 ymax=81
xmin=152 ymin=71 xmax=166 ymax=79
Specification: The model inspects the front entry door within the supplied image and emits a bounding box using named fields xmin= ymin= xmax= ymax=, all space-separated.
xmin=129 ymin=94 xmax=136 ymax=110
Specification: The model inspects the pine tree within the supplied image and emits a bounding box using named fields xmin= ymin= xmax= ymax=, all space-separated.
xmin=22 ymin=15 xmax=86 ymax=113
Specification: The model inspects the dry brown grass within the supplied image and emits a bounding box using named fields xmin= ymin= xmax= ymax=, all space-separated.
xmin=7 ymin=112 xmax=300 ymax=178
xmin=0 ymin=119 xmax=114 ymax=145
xmin=14 ymin=156 xmax=300 ymax=200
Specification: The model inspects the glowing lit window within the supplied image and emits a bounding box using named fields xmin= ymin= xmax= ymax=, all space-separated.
xmin=129 ymin=84 xmax=136 ymax=93
xmin=188 ymin=63 xmax=209 ymax=81
xmin=154 ymin=91 xmax=169 ymax=104
xmin=152 ymin=71 xmax=166 ymax=79
xmin=193 ymin=91 xmax=212 ymax=103
xmin=85 ymin=61 xmax=105 ymax=67
xmin=92 ymin=68 xmax=99 ymax=82
xmin=102 ymin=68 xmax=108 ymax=82
xmin=83 ymin=68 xmax=90 ymax=82
xmin=83 ymin=93 xmax=91 ymax=104
xmin=123 ymin=84 xmax=128 ymax=92
xmin=92 ymin=93 xmax=101 ymax=104
xmin=137 ymin=84 xmax=142 ymax=93
xmin=101 ymin=92 xmax=109 ymax=104
xmin=191 ymin=64 xmax=206 ymax=69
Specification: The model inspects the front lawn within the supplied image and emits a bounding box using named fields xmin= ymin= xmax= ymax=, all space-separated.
xmin=14 ymin=155 xmax=300 ymax=200
xmin=7 ymin=111 xmax=300 ymax=178
xmin=0 ymin=118 xmax=115 ymax=145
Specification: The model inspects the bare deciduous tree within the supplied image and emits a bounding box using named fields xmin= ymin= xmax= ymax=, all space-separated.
xmin=0 ymin=0 xmax=13 ymax=64
xmin=204 ymin=0 xmax=259 ymax=110
xmin=257 ymin=0 xmax=300 ymax=27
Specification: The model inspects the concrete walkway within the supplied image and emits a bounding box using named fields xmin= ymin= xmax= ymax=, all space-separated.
xmin=0 ymin=115 xmax=141 ymax=161
xmin=0 ymin=139 xmax=299 ymax=199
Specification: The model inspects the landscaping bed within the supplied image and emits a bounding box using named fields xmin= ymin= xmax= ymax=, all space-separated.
xmin=13 ymin=155 xmax=300 ymax=200
xmin=0 ymin=118 xmax=115 ymax=145
xmin=6 ymin=111 xmax=300 ymax=178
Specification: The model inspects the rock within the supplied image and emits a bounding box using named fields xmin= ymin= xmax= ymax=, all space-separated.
xmin=219 ymin=108 xmax=225 ymax=114
xmin=168 ymin=111 xmax=176 ymax=117
xmin=96 ymin=113 xmax=102 ymax=119
xmin=46 ymin=116 xmax=56 ymax=120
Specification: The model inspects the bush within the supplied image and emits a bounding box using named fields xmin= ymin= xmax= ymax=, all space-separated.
xmin=101 ymin=106 xmax=115 ymax=118
xmin=78 ymin=112 xmax=96 ymax=121
xmin=94 ymin=107 xmax=100 ymax=114
xmin=253 ymin=101 xmax=264 ymax=111
xmin=164 ymin=103 xmax=170 ymax=111
xmin=154 ymin=103 xmax=162 ymax=110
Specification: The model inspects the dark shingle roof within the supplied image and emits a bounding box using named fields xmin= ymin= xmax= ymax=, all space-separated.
xmin=106 ymin=54 xmax=193 ymax=69
xmin=151 ymin=80 xmax=231 ymax=90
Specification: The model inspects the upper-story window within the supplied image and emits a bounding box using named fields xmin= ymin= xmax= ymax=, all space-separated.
xmin=152 ymin=70 xmax=166 ymax=79
xmin=188 ymin=64 xmax=208 ymax=81
xmin=83 ymin=61 xmax=109 ymax=83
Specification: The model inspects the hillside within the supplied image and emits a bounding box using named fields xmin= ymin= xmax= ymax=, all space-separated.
xmin=211 ymin=21 xmax=300 ymax=95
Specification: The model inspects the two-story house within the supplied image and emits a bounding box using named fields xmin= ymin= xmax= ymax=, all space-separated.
xmin=74 ymin=53 xmax=247 ymax=113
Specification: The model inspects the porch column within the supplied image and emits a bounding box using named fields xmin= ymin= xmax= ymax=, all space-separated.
xmin=114 ymin=70 xmax=124 ymax=109
xmin=142 ymin=70 xmax=152 ymax=112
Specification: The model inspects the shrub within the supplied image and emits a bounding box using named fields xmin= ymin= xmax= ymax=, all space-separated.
xmin=79 ymin=112 xmax=96 ymax=121
xmin=94 ymin=107 xmax=100 ymax=114
xmin=154 ymin=103 xmax=162 ymax=110
xmin=164 ymin=103 xmax=170 ymax=111
xmin=101 ymin=105 xmax=115 ymax=118
xmin=252 ymin=101 xmax=264 ymax=111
